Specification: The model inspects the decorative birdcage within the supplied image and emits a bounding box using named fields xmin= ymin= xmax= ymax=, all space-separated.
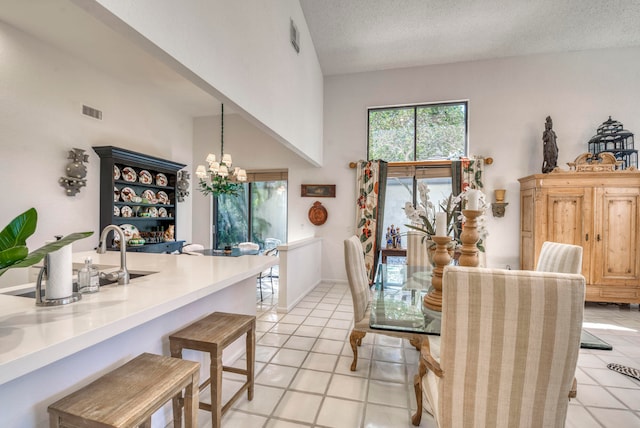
xmin=587 ymin=116 xmax=637 ymax=169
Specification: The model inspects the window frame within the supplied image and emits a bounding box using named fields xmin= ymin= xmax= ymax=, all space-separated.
xmin=211 ymin=169 xmax=288 ymax=250
xmin=367 ymin=101 xmax=468 ymax=206
xmin=366 ymin=100 xmax=469 ymax=162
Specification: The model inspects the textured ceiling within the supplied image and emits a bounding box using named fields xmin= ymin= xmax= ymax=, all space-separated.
xmin=300 ymin=0 xmax=640 ymax=76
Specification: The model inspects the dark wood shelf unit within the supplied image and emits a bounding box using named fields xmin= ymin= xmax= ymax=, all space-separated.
xmin=94 ymin=146 xmax=186 ymax=254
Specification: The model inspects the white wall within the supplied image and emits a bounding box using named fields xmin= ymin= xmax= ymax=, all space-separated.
xmin=311 ymin=47 xmax=640 ymax=280
xmin=87 ymin=0 xmax=324 ymax=166
xmin=0 ymin=22 xmax=194 ymax=286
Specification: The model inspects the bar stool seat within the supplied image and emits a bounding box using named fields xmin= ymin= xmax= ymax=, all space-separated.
xmin=169 ymin=311 xmax=256 ymax=428
xmin=48 ymin=352 xmax=200 ymax=428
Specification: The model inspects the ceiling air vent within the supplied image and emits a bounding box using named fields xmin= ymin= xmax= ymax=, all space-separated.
xmin=290 ymin=19 xmax=300 ymax=54
xmin=82 ymin=104 xmax=102 ymax=120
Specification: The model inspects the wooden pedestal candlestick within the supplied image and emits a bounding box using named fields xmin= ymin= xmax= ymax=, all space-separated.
xmin=423 ymin=236 xmax=452 ymax=312
xmin=459 ymin=209 xmax=483 ymax=267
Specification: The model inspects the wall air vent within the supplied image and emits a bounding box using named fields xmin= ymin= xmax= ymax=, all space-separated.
xmin=290 ymin=19 xmax=300 ymax=54
xmin=82 ymin=105 xmax=102 ymax=120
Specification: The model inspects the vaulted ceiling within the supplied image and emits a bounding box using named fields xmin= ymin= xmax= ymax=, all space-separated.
xmin=300 ymin=0 xmax=640 ymax=75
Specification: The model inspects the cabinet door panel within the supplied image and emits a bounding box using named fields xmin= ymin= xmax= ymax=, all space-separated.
xmin=547 ymin=195 xmax=583 ymax=244
xmin=545 ymin=189 xmax=590 ymax=278
xmin=520 ymin=189 xmax=535 ymax=270
xmin=594 ymin=189 xmax=639 ymax=285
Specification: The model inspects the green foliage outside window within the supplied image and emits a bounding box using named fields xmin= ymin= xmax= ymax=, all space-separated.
xmin=368 ymin=102 xmax=467 ymax=161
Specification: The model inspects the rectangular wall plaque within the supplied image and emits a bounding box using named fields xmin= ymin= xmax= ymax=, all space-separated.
xmin=301 ymin=184 xmax=336 ymax=198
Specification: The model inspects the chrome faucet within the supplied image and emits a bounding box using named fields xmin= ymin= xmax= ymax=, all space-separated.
xmin=96 ymin=225 xmax=130 ymax=285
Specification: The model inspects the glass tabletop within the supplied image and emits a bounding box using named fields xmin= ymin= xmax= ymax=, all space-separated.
xmin=370 ymin=264 xmax=442 ymax=335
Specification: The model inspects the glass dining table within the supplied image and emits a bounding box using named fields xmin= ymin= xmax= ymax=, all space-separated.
xmin=370 ymin=263 xmax=442 ymax=335
xmin=370 ymin=263 xmax=613 ymax=350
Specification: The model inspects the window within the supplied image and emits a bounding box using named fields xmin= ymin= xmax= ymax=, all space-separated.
xmin=212 ymin=170 xmax=287 ymax=251
xmin=368 ymin=101 xmax=467 ymax=161
xmin=368 ymin=101 xmax=468 ymax=238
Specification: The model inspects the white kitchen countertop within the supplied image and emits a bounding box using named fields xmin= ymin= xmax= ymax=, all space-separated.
xmin=0 ymin=250 xmax=277 ymax=386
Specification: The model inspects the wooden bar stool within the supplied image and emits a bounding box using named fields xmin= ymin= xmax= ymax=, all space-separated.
xmin=169 ymin=312 xmax=256 ymax=428
xmin=48 ymin=352 xmax=199 ymax=428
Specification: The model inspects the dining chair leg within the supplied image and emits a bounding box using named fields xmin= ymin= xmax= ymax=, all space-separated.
xmin=349 ymin=330 xmax=366 ymax=371
xmin=411 ymin=357 xmax=427 ymax=426
xmin=409 ymin=335 xmax=422 ymax=351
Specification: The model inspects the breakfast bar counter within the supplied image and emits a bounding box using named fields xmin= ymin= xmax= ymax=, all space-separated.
xmin=0 ymin=251 xmax=276 ymax=427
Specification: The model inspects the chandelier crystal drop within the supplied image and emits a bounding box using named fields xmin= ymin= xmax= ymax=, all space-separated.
xmin=196 ymin=103 xmax=247 ymax=196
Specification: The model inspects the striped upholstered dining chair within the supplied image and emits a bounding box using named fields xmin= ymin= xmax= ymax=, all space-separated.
xmin=344 ymin=236 xmax=423 ymax=371
xmin=536 ymin=240 xmax=583 ymax=398
xmin=536 ymin=241 xmax=583 ymax=274
xmin=412 ymin=266 xmax=585 ymax=427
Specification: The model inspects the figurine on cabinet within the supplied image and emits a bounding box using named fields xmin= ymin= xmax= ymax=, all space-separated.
xmin=163 ymin=225 xmax=175 ymax=242
xmin=542 ymin=116 xmax=558 ymax=173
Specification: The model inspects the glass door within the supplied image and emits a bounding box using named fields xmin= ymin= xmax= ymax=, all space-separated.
xmin=213 ymin=179 xmax=287 ymax=250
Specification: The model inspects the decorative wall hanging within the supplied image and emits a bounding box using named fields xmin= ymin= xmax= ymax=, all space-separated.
xmin=491 ymin=189 xmax=508 ymax=217
xmin=301 ymin=184 xmax=336 ymax=197
xmin=308 ymin=201 xmax=328 ymax=226
xmin=59 ymin=148 xmax=88 ymax=196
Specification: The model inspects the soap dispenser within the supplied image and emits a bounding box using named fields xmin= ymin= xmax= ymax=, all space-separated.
xmin=78 ymin=257 xmax=99 ymax=293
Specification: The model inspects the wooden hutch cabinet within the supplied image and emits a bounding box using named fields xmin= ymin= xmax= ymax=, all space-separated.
xmin=94 ymin=146 xmax=186 ymax=253
xmin=519 ymin=170 xmax=640 ymax=303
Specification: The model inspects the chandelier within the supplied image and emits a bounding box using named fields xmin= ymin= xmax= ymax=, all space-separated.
xmin=195 ymin=103 xmax=247 ymax=196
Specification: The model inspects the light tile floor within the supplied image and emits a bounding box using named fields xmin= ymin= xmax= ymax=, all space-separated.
xmin=192 ymin=279 xmax=640 ymax=427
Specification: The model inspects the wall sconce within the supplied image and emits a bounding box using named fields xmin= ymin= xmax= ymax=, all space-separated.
xmin=491 ymin=189 xmax=508 ymax=217
xmin=176 ymin=170 xmax=190 ymax=202
xmin=58 ymin=148 xmax=88 ymax=196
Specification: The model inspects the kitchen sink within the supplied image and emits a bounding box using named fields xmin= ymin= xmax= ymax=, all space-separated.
xmin=12 ymin=271 xmax=153 ymax=298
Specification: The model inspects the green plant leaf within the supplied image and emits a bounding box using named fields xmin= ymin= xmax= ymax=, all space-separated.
xmin=0 ymin=208 xmax=37 ymax=251
xmin=0 ymin=231 xmax=93 ymax=277
xmin=0 ymin=246 xmax=28 ymax=269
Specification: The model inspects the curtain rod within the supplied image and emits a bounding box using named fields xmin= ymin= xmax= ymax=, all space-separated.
xmin=348 ymin=157 xmax=493 ymax=169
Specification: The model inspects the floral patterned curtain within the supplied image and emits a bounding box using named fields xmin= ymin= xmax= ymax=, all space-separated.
xmin=452 ymin=156 xmax=485 ymax=194
xmin=355 ymin=160 xmax=388 ymax=284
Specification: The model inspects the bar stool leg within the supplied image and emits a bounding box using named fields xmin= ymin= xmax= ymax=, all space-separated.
xmin=170 ymin=343 xmax=184 ymax=428
xmin=184 ymin=371 xmax=199 ymax=428
xmin=211 ymin=351 xmax=223 ymax=428
xmin=247 ymin=328 xmax=255 ymax=400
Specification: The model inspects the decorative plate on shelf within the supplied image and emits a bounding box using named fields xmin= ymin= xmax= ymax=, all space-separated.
xmin=156 ymin=191 xmax=169 ymax=204
xmin=128 ymin=238 xmax=146 ymax=247
xmin=113 ymin=165 xmax=121 ymax=180
xmin=114 ymin=186 xmax=120 ymax=202
xmin=142 ymin=189 xmax=157 ymax=204
xmin=158 ymin=207 xmax=168 ymax=218
xmin=120 ymin=187 xmax=136 ymax=202
xmin=121 ymin=206 xmax=133 ymax=218
xmin=113 ymin=206 xmax=120 ymax=217
xmin=139 ymin=170 xmax=153 ymax=184
xmin=113 ymin=224 xmax=139 ymax=243
xmin=156 ymin=173 xmax=168 ymax=186
xmin=122 ymin=167 xmax=137 ymax=182
xmin=147 ymin=207 xmax=158 ymax=218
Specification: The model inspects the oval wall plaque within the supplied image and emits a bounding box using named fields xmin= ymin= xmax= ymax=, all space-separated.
xmin=308 ymin=201 xmax=328 ymax=226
